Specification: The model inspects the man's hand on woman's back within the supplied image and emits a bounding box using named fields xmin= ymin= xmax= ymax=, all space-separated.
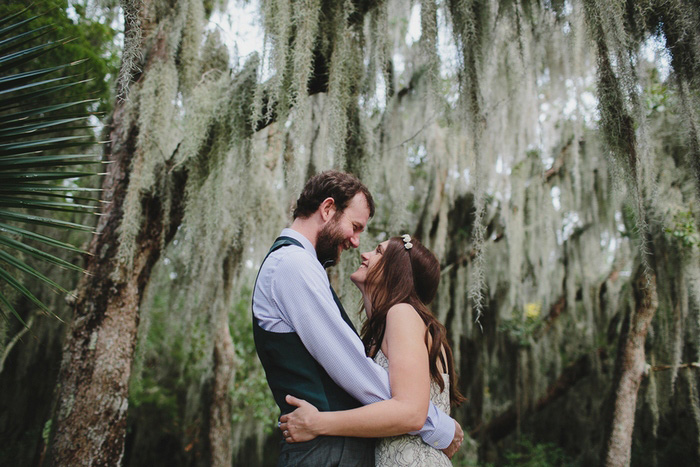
xmin=441 ymin=420 xmax=464 ymax=459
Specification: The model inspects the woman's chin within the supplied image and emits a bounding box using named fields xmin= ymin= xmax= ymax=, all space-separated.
xmin=350 ymin=274 xmax=364 ymax=290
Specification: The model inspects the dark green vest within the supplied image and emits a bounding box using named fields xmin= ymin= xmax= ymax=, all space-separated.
xmin=252 ymin=236 xmax=362 ymax=415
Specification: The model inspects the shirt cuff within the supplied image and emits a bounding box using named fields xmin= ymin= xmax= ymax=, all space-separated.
xmin=415 ymin=405 xmax=456 ymax=450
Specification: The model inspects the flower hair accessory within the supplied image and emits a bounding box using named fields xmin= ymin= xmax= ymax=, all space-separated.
xmin=401 ymin=234 xmax=413 ymax=250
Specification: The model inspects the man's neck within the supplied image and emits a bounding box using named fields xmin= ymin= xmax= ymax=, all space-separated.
xmin=289 ymin=217 xmax=319 ymax=248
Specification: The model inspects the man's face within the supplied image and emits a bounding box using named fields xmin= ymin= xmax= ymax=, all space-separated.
xmin=316 ymin=193 xmax=370 ymax=268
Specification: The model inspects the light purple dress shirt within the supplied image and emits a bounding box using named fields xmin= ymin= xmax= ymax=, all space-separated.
xmin=252 ymin=228 xmax=455 ymax=449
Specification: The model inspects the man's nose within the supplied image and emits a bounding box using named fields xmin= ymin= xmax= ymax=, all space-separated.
xmin=349 ymin=234 xmax=360 ymax=248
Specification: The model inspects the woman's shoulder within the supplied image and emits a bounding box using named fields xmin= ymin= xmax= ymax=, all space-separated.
xmin=386 ymin=303 xmax=425 ymax=328
xmin=382 ymin=303 xmax=429 ymax=358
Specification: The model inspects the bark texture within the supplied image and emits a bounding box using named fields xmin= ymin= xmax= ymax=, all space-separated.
xmin=601 ymin=268 xmax=658 ymax=467
xmin=209 ymin=305 xmax=236 ymax=467
xmin=49 ymin=21 xmax=184 ymax=465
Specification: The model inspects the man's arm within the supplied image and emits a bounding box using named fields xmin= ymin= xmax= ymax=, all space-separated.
xmin=271 ymin=253 xmax=455 ymax=449
xmin=442 ymin=420 xmax=464 ymax=458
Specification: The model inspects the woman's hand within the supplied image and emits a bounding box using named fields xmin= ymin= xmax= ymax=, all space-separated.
xmin=278 ymin=395 xmax=322 ymax=443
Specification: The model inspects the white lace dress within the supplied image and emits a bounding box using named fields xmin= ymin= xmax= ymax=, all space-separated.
xmin=374 ymin=350 xmax=452 ymax=466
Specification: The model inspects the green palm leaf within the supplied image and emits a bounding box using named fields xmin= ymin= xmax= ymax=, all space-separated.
xmin=0 ymin=249 xmax=69 ymax=293
xmin=0 ymin=210 xmax=95 ymax=231
xmin=0 ymin=222 xmax=89 ymax=254
xmin=0 ymin=13 xmax=38 ymax=38
xmin=0 ymin=61 xmax=88 ymax=91
xmin=0 ymin=97 xmax=95 ymax=123
xmin=0 ymin=118 xmax=94 ymax=138
xmin=0 ymin=153 xmax=99 ymax=167
xmin=0 ymin=234 xmax=84 ymax=273
xmin=0 ymin=76 xmax=86 ymax=106
xmin=0 ymin=197 xmax=100 ymax=213
xmin=0 ymin=13 xmax=103 ymax=323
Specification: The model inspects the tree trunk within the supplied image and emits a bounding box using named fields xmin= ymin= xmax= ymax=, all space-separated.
xmin=209 ymin=298 xmax=236 ymax=466
xmin=601 ymin=267 xmax=658 ymax=467
xmin=49 ymin=19 xmax=184 ymax=465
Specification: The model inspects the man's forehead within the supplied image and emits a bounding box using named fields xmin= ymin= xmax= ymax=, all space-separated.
xmin=344 ymin=193 xmax=371 ymax=224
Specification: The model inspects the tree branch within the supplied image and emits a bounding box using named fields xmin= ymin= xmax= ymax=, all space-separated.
xmin=440 ymin=233 xmax=503 ymax=275
xmin=647 ymin=362 xmax=700 ymax=373
xmin=469 ymin=347 xmax=606 ymax=442
xmin=0 ymin=315 xmax=35 ymax=375
xmin=544 ymin=136 xmax=577 ymax=182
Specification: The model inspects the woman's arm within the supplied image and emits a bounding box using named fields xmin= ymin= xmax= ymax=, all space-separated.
xmin=279 ymin=303 xmax=431 ymax=440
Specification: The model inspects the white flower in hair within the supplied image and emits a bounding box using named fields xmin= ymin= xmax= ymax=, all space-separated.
xmin=401 ymin=234 xmax=413 ymax=250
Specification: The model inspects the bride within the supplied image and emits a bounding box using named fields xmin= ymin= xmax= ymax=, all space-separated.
xmin=279 ymin=235 xmax=464 ymax=465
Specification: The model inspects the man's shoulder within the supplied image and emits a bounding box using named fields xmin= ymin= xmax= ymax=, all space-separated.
xmin=268 ymin=242 xmax=309 ymax=261
xmin=263 ymin=245 xmax=328 ymax=298
xmin=265 ymin=243 xmax=319 ymax=275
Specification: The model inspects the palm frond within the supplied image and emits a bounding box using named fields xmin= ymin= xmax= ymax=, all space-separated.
xmin=0 ymin=210 xmax=95 ymax=231
xmin=0 ymin=234 xmax=84 ymax=272
xmin=0 ymin=13 xmax=102 ymax=323
xmin=0 ymin=14 xmax=38 ymax=39
xmin=0 ymin=60 xmax=88 ymax=91
xmin=0 ymin=98 xmax=96 ymax=123
xmin=0 ymin=222 xmax=88 ymax=254
xmin=0 ymin=117 xmax=93 ymax=137
xmin=0 ymin=75 xmax=83 ymax=102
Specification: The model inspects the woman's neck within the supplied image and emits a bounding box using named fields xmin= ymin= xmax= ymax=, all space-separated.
xmin=362 ymin=293 xmax=372 ymax=318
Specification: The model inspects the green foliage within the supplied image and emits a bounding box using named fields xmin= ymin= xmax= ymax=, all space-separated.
xmin=42 ymin=418 xmax=52 ymax=445
xmin=0 ymin=1 xmax=119 ymax=114
xmin=230 ymin=288 xmax=277 ymax=433
xmin=502 ymin=437 xmax=570 ymax=466
xmin=451 ymin=437 xmax=570 ymax=467
xmin=664 ymin=211 xmax=699 ymax=249
xmin=127 ymin=291 xmax=190 ymax=445
xmin=129 ymin=375 xmax=180 ymax=425
xmin=644 ymin=76 xmax=671 ymax=117
xmin=500 ymin=302 xmax=544 ymax=347
xmin=0 ymin=9 xmax=106 ymax=323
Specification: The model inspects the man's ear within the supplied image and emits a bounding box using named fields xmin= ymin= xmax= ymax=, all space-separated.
xmin=319 ymin=197 xmax=336 ymax=222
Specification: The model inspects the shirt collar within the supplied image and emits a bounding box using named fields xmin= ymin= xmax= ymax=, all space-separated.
xmin=280 ymin=228 xmax=317 ymax=259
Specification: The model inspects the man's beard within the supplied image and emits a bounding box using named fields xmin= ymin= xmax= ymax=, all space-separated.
xmin=316 ymin=218 xmax=345 ymax=268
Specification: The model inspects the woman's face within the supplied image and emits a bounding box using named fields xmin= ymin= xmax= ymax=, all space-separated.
xmin=350 ymin=240 xmax=389 ymax=292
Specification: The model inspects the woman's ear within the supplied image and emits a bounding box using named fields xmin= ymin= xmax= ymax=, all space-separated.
xmin=319 ymin=197 xmax=336 ymax=222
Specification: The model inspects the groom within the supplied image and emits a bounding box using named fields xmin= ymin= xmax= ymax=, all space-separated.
xmin=252 ymin=171 xmax=463 ymax=466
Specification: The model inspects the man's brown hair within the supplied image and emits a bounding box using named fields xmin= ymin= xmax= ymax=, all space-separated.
xmin=293 ymin=170 xmax=375 ymax=219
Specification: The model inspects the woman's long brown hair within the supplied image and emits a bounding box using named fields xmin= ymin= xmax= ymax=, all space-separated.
xmin=360 ymin=236 xmax=465 ymax=407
